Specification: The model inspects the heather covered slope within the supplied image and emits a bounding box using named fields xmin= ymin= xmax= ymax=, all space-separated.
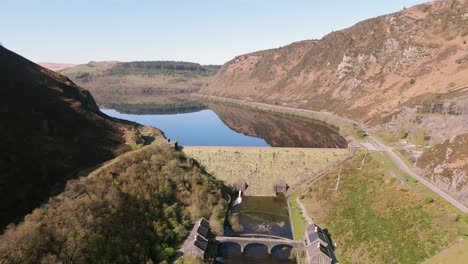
xmin=202 ymin=0 xmax=468 ymax=123
xmin=0 ymin=46 xmax=162 ymax=230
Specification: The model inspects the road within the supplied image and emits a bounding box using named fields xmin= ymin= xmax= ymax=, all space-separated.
xmin=198 ymin=95 xmax=468 ymax=214
xmin=367 ymin=133 xmax=468 ymax=214
xmin=278 ymin=102 xmax=468 ymax=213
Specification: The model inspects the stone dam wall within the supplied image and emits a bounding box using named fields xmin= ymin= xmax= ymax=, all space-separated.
xmin=183 ymin=146 xmax=349 ymax=196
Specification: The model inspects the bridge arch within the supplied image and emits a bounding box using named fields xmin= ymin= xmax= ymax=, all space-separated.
xmin=243 ymin=242 xmax=269 ymax=256
xmin=218 ymin=241 xmax=242 ymax=255
xmin=271 ymin=244 xmax=294 ymax=259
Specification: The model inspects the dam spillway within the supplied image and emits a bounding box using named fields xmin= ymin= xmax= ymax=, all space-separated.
xmin=183 ymin=146 xmax=349 ymax=196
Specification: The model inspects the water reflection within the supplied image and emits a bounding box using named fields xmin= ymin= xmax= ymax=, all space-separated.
xmin=206 ymin=102 xmax=347 ymax=148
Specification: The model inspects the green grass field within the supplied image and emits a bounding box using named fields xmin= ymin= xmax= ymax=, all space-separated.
xmin=301 ymin=152 xmax=466 ymax=264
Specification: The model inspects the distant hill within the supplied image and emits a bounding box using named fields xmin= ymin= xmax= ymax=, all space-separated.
xmin=37 ymin=62 xmax=78 ymax=71
xmin=60 ymin=60 xmax=221 ymax=106
xmin=0 ymin=46 xmax=163 ymax=230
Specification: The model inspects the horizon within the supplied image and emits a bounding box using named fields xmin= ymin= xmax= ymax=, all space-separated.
xmin=2 ymin=0 xmax=428 ymax=65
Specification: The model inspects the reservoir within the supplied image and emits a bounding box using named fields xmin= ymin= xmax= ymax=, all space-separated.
xmin=101 ymin=108 xmax=269 ymax=147
xmin=101 ymin=101 xmax=347 ymax=148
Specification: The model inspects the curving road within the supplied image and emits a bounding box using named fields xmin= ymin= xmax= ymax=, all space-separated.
xmin=367 ymin=133 xmax=468 ymax=214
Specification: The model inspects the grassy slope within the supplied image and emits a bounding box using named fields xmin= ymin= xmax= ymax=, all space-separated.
xmin=288 ymin=190 xmax=308 ymax=240
xmin=301 ymin=152 xmax=467 ymax=264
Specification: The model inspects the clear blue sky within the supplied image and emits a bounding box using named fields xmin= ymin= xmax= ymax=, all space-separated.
xmin=1 ymin=0 xmax=428 ymax=65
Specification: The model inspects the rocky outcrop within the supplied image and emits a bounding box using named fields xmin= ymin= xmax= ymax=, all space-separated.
xmin=417 ymin=134 xmax=468 ymax=206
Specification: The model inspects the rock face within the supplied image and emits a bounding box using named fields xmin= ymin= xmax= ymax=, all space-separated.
xmin=0 ymin=46 xmax=159 ymax=230
xmin=417 ymin=134 xmax=468 ymax=206
xmin=201 ymin=0 xmax=468 ymax=123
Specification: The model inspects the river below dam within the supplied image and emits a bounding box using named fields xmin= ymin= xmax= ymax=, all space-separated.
xmin=217 ymin=196 xmax=295 ymax=264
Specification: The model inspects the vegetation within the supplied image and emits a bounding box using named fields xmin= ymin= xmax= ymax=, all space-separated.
xmin=0 ymin=146 xmax=229 ymax=263
xmin=0 ymin=46 xmax=162 ymax=230
xmin=288 ymin=190 xmax=308 ymax=240
xmin=106 ymin=61 xmax=219 ymax=77
xmin=356 ymin=129 xmax=368 ymax=139
xmin=60 ymin=61 xmax=220 ymax=107
xmin=302 ymin=152 xmax=465 ymax=264
xmin=422 ymin=239 xmax=468 ymax=264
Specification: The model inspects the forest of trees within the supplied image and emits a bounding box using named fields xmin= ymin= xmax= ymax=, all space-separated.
xmin=0 ymin=146 xmax=229 ymax=263
xmin=105 ymin=61 xmax=220 ymax=77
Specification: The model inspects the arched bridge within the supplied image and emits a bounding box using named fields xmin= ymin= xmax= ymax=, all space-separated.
xmin=216 ymin=234 xmax=303 ymax=254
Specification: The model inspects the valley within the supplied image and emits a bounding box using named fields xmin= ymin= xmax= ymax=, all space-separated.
xmin=1 ymin=0 xmax=468 ymax=263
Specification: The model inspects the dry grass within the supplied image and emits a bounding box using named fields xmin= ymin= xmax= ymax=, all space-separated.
xmin=183 ymin=146 xmax=348 ymax=196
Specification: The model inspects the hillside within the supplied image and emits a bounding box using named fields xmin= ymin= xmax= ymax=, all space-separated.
xmin=60 ymin=61 xmax=220 ymax=106
xmin=201 ymin=0 xmax=468 ymax=207
xmin=417 ymin=133 xmax=468 ymax=205
xmin=0 ymin=145 xmax=228 ymax=263
xmin=0 ymin=46 xmax=163 ymax=230
xmin=202 ymin=0 xmax=468 ymax=126
xmin=301 ymin=153 xmax=467 ymax=263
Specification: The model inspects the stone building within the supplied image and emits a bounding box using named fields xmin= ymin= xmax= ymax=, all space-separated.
xmin=304 ymin=224 xmax=333 ymax=264
xmin=185 ymin=218 xmax=210 ymax=260
xmin=274 ymin=179 xmax=289 ymax=195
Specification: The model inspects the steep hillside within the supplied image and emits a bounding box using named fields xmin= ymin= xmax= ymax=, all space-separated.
xmin=0 ymin=46 xmax=163 ymax=230
xmin=61 ymin=61 xmax=220 ymax=106
xmin=202 ymin=0 xmax=468 ymax=124
xmin=0 ymin=146 xmax=228 ymax=263
xmin=201 ymin=0 xmax=468 ymax=206
xmin=417 ymin=133 xmax=468 ymax=205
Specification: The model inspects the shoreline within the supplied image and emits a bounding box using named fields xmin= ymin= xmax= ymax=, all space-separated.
xmin=193 ymin=93 xmax=360 ymax=139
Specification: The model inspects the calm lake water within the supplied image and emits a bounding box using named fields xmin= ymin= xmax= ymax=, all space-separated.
xmin=101 ymin=108 xmax=269 ymax=147
xmin=101 ymin=102 xmax=346 ymax=148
